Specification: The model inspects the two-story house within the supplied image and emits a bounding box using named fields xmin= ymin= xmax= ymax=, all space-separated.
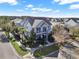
xmin=32 ymin=19 xmax=52 ymax=40
xmin=13 ymin=17 xmax=52 ymax=41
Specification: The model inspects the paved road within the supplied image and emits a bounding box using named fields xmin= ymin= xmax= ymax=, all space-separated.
xmin=0 ymin=32 xmax=23 ymax=59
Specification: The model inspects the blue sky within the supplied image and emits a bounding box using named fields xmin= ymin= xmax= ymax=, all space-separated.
xmin=0 ymin=0 xmax=79 ymax=17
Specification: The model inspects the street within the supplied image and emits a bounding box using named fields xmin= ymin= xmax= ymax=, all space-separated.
xmin=0 ymin=32 xmax=22 ymax=59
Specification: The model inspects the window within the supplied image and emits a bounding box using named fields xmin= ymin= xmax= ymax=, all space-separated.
xmin=42 ymin=34 xmax=46 ymax=39
xmin=36 ymin=27 xmax=41 ymax=33
xmin=43 ymin=27 xmax=46 ymax=32
xmin=37 ymin=35 xmax=41 ymax=39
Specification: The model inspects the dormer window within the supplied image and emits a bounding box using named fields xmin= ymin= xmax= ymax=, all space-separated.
xmin=43 ymin=27 xmax=46 ymax=32
xmin=36 ymin=27 xmax=41 ymax=33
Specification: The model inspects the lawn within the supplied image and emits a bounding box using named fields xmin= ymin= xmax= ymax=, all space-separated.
xmin=69 ymin=27 xmax=79 ymax=40
xmin=33 ymin=44 xmax=59 ymax=57
xmin=10 ymin=40 xmax=27 ymax=56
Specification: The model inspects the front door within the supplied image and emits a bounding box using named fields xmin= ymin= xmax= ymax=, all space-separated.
xmin=42 ymin=34 xmax=47 ymax=39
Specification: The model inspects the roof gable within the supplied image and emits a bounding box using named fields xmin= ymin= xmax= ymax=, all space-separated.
xmin=32 ymin=19 xmax=43 ymax=27
xmin=66 ymin=18 xmax=79 ymax=24
xmin=26 ymin=17 xmax=52 ymax=26
xmin=39 ymin=21 xmax=49 ymax=27
xmin=14 ymin=17 xmax=52 ymax=28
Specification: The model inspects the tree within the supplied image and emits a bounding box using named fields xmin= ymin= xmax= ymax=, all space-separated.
xmin=53 ymin=24 xmax=70 ymax=50
xmin=48 ymin=32 xmax=55 ymax=42
xmin=26 ymin=29 xmax=36 ymax=47
xmin=2 ymin=23 xmax=12 ymax=39
xmin=18 ymin=27 xmax=27 ymax=41
xmin=69 ymin=27 xmax=79 ymax=40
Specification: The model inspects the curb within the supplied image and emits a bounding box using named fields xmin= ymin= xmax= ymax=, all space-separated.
xmin=9 ymin=42 xmax=23 ymax=59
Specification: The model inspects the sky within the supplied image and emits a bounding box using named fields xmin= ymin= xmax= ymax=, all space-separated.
xmin=0 ymin=0 xmax=79 ymax=17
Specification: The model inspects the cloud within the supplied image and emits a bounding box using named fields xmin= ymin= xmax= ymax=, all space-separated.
xmin=31 ymin=8 xmax=60 ymax=16
xmin=25 ymin=4 xmax=60 ymax=16
xmin=31 ymin=8 xmax=60 ymax=14
xmin=0 ymin=0 xmax=17 ymax=5
xmin=54 ymin=0 xmax=79 ymax=5
xmin=26 ymin=4 xmax=59 ymax=13
xmin=16 ymin=9 xmax=24 ymax=12
xmin=31 ymin=7 xmax=52 ymax=12
xmin=69 ymin=4 xmax=79 ymax=9
xmin=26 ymin=4 xmax=34 ymax=8
xmin=54 ymin=10 xmax=60 ymax=13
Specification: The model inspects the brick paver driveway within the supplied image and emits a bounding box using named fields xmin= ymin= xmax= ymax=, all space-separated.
xmin=0 ymin=32 xmax=22 ymax=59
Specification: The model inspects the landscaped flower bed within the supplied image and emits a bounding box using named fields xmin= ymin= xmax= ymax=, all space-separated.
xmin=33 ymin=44 xmax=59 ymax=57
xmin=10 ymin=39 xmax=27 ymax=56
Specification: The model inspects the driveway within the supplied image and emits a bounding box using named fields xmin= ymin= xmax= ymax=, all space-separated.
xmin=0 ymin=32 xmax=23 ymax=59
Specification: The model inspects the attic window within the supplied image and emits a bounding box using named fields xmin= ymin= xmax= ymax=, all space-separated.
xmin=43 ymin=27 xmax=46 ymax=32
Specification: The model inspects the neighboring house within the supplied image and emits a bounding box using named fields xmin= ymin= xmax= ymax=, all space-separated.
xmin=64 ymin=18 xmax=79 ymax=27
xmin=51 ymin=18 xmax=63 ymax=22
xmin=50 ymin=18 xmax=64 ymax=27
xmin=13 ymin=17 xmax=53 ymax=41
xmin=12 ymin=18 xmax=23 ymax=26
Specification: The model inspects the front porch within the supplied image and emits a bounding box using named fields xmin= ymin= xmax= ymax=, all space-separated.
xmin=36 ymin=33 xmax=49 ymax=43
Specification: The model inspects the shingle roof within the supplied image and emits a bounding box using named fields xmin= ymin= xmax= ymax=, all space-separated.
xmin=26 ymin=17 xmax=34 ymax=25
xmin=72 ymin=18 xmax=79 ymax=23
xmin=66 ymin=18 xmax=79 ymax=23
xmin=26 ymin=17 xmax=52 ymax=26
xmin=32 ymin=20 xmax=43 ymax=27
xmin=13 ymin=16 xmax=52 ymax=28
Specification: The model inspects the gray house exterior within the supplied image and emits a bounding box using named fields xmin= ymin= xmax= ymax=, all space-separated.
xmin=13 ymin=17 xmax=53 ymax=41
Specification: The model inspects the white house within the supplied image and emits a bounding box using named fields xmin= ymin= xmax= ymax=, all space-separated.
xmin=32 ymin=19 xmax=52 ymax=40
xmin=13 ymin=17 xmax=53 ymax=41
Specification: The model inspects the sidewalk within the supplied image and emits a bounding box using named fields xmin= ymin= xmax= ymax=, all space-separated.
xmin=9 ymin=42 xmax=23 ymax=59
xmin=23 ymin=52 xmax=35 ymax=59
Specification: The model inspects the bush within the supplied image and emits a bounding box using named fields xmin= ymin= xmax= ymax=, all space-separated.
xmin=48 ymin=33 xmax=55 ymax=42
xmin=34 ymin=50 xmax=42 ymax=57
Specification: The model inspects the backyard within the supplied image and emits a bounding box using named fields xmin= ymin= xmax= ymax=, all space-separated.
xmin=33 ymin=44 xmax=59 ymax=57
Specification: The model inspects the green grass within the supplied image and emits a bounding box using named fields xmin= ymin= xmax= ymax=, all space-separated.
xmin=33 ymin=44 xmax=59 ymax=57
xmin=10 ymin=40 xmax=27 ymax=56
